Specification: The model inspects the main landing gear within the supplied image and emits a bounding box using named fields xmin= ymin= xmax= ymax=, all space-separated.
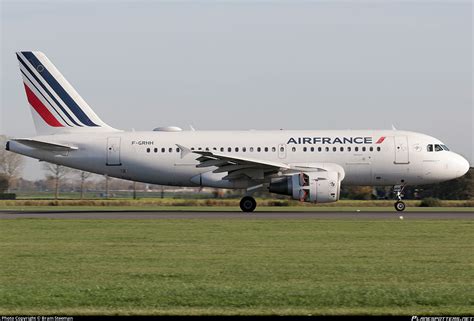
xmin=240 ymin=196 xmax=257 ymax=213
xmin=393 ymin=185 xmax=406 ymax=212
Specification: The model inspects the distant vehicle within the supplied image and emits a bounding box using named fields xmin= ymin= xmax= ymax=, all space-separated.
xmin=7 ymin=52 xmax=470 ymax=212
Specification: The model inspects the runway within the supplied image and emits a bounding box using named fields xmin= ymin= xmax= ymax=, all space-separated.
xmin=0 ymin=210 xmax=472 ymax=219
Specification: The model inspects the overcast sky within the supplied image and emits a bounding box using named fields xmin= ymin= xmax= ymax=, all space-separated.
xmin=1 ymin=0 xmax=472 ymax=179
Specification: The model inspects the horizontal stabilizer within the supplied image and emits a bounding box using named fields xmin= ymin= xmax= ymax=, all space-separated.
xmin=13 ymin=139 xmax=78 ymax=151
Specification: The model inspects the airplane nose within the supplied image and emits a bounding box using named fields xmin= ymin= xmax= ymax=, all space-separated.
xmin=452 ymin=154 xmax=470 ymax=178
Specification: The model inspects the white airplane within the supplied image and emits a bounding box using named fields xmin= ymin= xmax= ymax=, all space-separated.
xmin=6 ymin=51 xmax=470 ymax=212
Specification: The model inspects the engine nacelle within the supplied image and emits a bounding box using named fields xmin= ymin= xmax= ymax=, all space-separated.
xmin=269 ymin=171 xmax=341 ymax=203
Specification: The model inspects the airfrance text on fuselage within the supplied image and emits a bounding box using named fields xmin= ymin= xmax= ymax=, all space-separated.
xmin=287 ymin=137 xmax=373 ymax=144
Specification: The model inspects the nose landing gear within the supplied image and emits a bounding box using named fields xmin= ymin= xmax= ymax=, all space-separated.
xmin=393 ymin=185 xmax=406 ymax=212
xmin=394 ymin=200 xmax=406 ymax=212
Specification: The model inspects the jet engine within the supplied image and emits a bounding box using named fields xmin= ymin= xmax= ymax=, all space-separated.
xmin=269 ymin=172 xmax=341 ymax=203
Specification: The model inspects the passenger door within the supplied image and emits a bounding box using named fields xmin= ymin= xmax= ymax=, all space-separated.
xmin=394 ymin=136 xmax=409 ymax=164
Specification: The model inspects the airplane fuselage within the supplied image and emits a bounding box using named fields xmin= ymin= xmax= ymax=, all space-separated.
xmin=9 ymin=129 xmax=468 ymax=188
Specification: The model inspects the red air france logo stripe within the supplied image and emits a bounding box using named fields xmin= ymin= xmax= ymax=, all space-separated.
xmin=376 ymin=136 xmax=386 ymax=144
xmin=24 ymin=83 xmax=64 ymax=127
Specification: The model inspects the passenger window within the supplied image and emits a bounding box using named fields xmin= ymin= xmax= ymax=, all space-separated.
xmin=243 ymin=147 xmax=246 ymax=152
xmin=435 ymin=144 xmax=443 ymax=152
xmin=146 ymin=148 xmax=150 ymax=153
xmin=318 ymin=147 xmax=322 ymax=152
xmin=347 ymin=146 xmax=351 ymax=152
xmin=333 ymin=147 xmax=336 ymax=152
xmin=161 ymin=148 xmax=165 ymax=153
xmin=272 ymin=147 xmax=276 ymax=152
xmin=228 ymin=147 xmax=232 ymax=152
xmin=362 ymin=147 xmax=366 ymax=152
xmin=369 ymin=147 xmax=373 ymax=152
xmin=176 ymin=148 xmax=180 ymax=153
xmin=355 ymin=147 xmax=359 ymax=152
xmin=303 ymin=147 xmax=307 ymax=152
xmin=220 ymin=147 xmax=224 ymax=152
xmin=154 ymin=148 xmax=158 ymax=153
xmin=257 ymin=147 xmax=261 ymax=152
xmin=292 ymin=147 xmax=296 ymax=152
xmin=325 ymin=147 xmax=329 ymax=152
xmin=250 ymin=147 xmax=254 ymax=152
xmin=280 ymin=147 xmax=284 ymax=152
xmin=264 ymin=147 xmax=269 ymax=152
xmin=310 ymin=147 xmax=314 ymax=152
xmin=427 ymin=144 xmax=433 ymax=152
xmin=235 ymin=147 xmax=239 ymax=152
xmin=340 ymin=147 xmax=344 ymax=152
xmin=377 ymin=147 xmax=381 ymax=152
xmin=169 ymin=148 xmax=173 ymax=153
xmin=191 ymin=147 xmax=195 ymax=151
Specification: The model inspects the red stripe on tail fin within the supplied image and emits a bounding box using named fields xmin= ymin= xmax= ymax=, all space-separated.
xmin=23 ymin=83 xmax=63 ymax=127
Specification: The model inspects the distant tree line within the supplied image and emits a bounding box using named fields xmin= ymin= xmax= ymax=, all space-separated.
xmin=404 ymin=168 xmax=473 ymax=200
xmin=341 ymin=168 xmax=473 ymax=200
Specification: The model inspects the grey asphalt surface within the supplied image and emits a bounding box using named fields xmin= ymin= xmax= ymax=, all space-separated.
xmin=0 ymin=211 xmax=472 ymax=219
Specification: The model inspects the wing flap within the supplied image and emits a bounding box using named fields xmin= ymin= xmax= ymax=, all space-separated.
xmin=213 ymin=164 xmax=256 ymax=174
xmin=196 ymin=159 xmax=230 ymax=168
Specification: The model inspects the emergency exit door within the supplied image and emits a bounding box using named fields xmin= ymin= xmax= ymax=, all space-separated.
xmin=106 ymin=137 xmax=121 ymax=166
xmin=394 ymin=136 xmax=409 ymax=164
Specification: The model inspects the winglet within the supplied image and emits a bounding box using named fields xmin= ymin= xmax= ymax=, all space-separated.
xmin=391 ymin=124 xmax=397 ymax=130
xmin=176 ymin=144 xmax=192 ymax=159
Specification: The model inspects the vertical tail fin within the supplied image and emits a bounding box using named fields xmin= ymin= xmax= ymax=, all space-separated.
xmin=16 ymin=51 xmax=118 ymax=135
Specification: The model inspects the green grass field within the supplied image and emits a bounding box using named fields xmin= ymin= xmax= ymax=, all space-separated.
xmin=0 ymin=218 xmax=473 ymax=315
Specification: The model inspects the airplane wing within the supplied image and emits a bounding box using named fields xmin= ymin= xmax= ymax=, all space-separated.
xmin=176 ymin=145 xmax=346 ymax=182
xmin=177 ymin=144 xmax=290 ymax=181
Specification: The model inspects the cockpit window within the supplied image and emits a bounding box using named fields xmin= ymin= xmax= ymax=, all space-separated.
xmin=427 ymin=144 xmax=448 ymax=152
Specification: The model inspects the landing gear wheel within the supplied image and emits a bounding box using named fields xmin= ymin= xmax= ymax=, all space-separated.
xmin=394 ymin=201 xmax=406 ymax=212
xmin=393 ymin=184 xmax=407 ymax=212
xmin=240 ymin=196 xmax=257 ymax=213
